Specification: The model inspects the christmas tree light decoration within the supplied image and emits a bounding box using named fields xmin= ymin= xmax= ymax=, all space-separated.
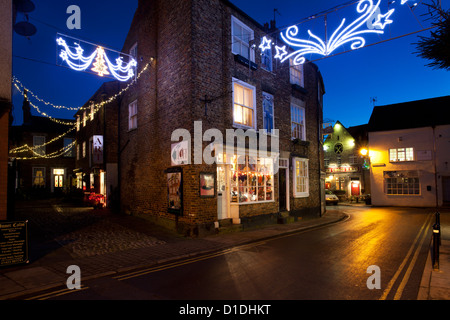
xmin=267 ymin=0 xmax=401 ymax=65
xmin=57 ymin=34 xmax=137 ymax=82
xmin=91 ymin=46 xmax=110 ymax=77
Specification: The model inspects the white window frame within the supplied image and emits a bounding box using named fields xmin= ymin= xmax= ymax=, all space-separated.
xmin=290 ymin=58 xmax=304 ymax=87
xmin=291 ymin=102 xmax=306 ymax=140
xmin=33 ymin=136 xmax=46 ymax=156
xmin=389 ymin=148 xmax=414 ymax=162
xmin=385 ymin=170 xmax=420 ymax=195
xmin=128 ymin=100 xmax=138 ymax=130
xmin=232 ymin=78 xmax=256 ymax=129
xmin=262 ymin=92 xmax=275 ymax=134
xmin=293 ymin=157 xmax=309 ymax=198
xmin=231 ymin=16 xmax=255 ymax=62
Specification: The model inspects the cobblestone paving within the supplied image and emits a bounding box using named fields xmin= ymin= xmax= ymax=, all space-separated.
xmin=14 ymin=198 xmax=166 ymax=259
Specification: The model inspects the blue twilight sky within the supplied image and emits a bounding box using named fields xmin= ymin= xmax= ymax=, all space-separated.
xmin=12 ymin=0 xmax=450 ymax=129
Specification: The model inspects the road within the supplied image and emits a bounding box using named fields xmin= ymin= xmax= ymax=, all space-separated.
xmin=33 ymin=206 xmax=434 ymax=301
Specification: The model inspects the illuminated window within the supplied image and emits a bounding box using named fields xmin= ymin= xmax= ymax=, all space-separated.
xmin=90 ymin=102 xmax=94 ymax=121
xmin=129 ymin=100 xmax=138 ymax=130
xmin=389 ymin=148 xmax=414 ymax=162
xmin=231 ymin=16 xmax=255 ymax=62
xmin=32 ymin=167 xmax=45 ymax=188
xmin=230 ymin=155 xmax=274 ymax=203
xmin=76 ymin=116 xmax=80 ymax=131
xmin=233 ymin=80 xmax=255 ymax=128
xmin=83 ymin=111 xmax=87 ymax=127
xmin=293 ymin=157 xmax=309 ymax=197
xmin=33 ymin=136 xmax=45 ymax=156
xmin=290 ymin=58 xmax=304 ymax=87
xmin=291 ymin=103 xmax=306 ymax=140
xmin=385 ymin=171 xmax=420 ymax=195
xmin=82 ymin=141 xmax=86 ymax=158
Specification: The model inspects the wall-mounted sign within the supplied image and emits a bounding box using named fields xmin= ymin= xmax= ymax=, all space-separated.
xmin=0 ymin=221 xmax=28 ymax=267
xmin=165 ymin=167 xmax=183 ymax=216
xmin=93 ymin=135 xmax=103 ymax=164
xmin=326 ymin=166 xmax=359 ymax=173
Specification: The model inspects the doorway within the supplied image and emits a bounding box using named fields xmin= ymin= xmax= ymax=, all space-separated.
xmin=279 ymin=168 xmax=287 ymax=211
xmin=217 ymin=165 xmax=230 ymax=220
xmin=53 ymin=168 xmax=65 ymax=193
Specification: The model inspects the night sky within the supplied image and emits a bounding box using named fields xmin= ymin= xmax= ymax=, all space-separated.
xmin=11 ymin=0 xmax=450 ymax=128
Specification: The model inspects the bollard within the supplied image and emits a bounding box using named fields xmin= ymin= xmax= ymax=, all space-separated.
xmin=435 ymin=212 xmax=441 ymax=246
xmin=432 ymin=223 xmax=440 ymax=270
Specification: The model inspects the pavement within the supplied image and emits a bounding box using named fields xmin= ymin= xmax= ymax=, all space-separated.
xmin=0 ymin=198 xmax=449 ymax=300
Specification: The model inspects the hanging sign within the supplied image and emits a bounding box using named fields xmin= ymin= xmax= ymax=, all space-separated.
xmin=93 ymin=135 xmax=104 ymax=164
xmin=56 ymin=33 xmax=137 ymax=82
xmin=260 ymin=0 xmax=432 ymax=65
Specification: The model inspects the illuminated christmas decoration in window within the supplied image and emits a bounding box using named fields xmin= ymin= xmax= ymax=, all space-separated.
xmin=260 ymin=0 xmax=416 ymax=65
xmin=57 ymin=34 xmax=137 ymax=82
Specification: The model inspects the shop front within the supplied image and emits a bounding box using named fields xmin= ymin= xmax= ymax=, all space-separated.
xmin=216 ymin=151 xmax=276 ymax=225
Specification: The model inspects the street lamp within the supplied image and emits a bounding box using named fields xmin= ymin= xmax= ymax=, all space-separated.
xmin=360 ymin=148 xmax=368 ymax=156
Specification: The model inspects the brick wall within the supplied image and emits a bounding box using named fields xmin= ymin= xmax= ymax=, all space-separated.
xmin=117 ymin=0 xmax=325 ymax=235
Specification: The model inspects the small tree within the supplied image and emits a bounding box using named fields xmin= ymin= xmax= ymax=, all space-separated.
xmin=415 ymin=1 xmax=450 ymax=71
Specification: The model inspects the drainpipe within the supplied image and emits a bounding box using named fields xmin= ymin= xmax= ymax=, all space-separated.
xmin=432 ymin=125 xmax=439 ymax=209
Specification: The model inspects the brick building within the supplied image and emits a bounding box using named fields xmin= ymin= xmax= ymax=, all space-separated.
xmin=110 ymin=0 xmax=325 ymax=236
xmin=0 ymin=0 xmax=12 ymax=220
xmin=74 ymin=81 xmax=120 ymax=208
xmin=323 ymin=121 xmax=369 ymax=200
xmin=9 ymin=94 xmax=76 ymax=197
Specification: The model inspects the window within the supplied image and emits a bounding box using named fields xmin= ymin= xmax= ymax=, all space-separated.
xmin=76 ymin=143 xmax=80 ymax=160
xmin=83 ymin=111 xmax=87 ymax=127
xmin=349 ymin=155 xmax=358 ymax=165
xmin=233 ymin=79 xmax=256 ymax=128
xmin=385 ymin=171 xmax=420 ymax=195
xmin=90 ymin=102 xmax=95 ymax=121
xmin=33 ymin=136 xmax=45 ymax=156
xmin=293 ymin=158 xmax=309 ymax=197
xmin=32 ymin=167 xmax=45 ymax=188
xmin=262 ymin=92 xmax=274 ymax=134
xmin=230 ymin=155 xmax=274 ymax=203
xmin=231 ymin=16 xmax=255 ymax=62
xmin=389 ymin=148 xmax=414 ymax=162
xmin=291 ymin=103 xmax=306 ymax=140
xmin=324 ymin=159 xmax=330 ymax=167
xmin=76 ymin=116 xmax=80 ymax=131
xmin=129 ymin=100 xmax=138 ymax=130
xmin=82 ymin=141 xmax=86 ymax=158
xmin=63 ymin=138 xmax=75 ymax=157
xmin=261 ymin=40 xmax=272 ymax=72
xmin=290 ymin=59 xmax=304 ymax=87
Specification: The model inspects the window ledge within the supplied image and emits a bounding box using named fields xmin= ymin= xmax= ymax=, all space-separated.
xmin=291 ymin=84 xmax=308 ymax=94
xmin=234 ymin=54 xmax=258 ymax=70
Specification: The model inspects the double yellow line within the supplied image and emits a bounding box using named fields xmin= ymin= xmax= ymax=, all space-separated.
xmin=379 ymin=213 xmax=433 ymax=300
xmin=25 ymin=285 xmax=89 ymax=300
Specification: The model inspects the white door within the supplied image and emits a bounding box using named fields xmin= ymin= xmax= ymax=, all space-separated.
xmin=217 ymin=165 xmax=230 ymax=220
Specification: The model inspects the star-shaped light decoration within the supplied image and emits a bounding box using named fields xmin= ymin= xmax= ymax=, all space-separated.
xmin=373 ymin=9 xmax=395 ymax=29
xmin=259 ymin=36 xmax=272 ymax=52
xmin=274 ymin=45 xmax=288 ymax=61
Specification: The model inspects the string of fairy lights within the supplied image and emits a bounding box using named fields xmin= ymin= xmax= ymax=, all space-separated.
xmin=10 ymin=59 xmax=153 ymax=160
